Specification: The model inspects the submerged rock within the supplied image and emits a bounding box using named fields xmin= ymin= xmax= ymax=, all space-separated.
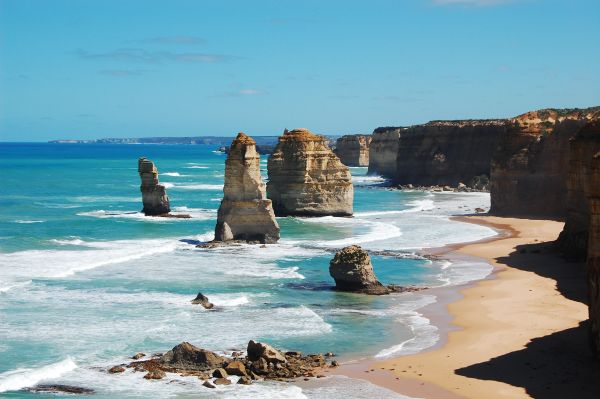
xmin=191 ymin=292 xmax=214 ymax=309
xmin=138 ymin=157 xmax=171 ymax=216
xmin=329 ymin=245 xmax=391 ymax=295
xmin=26 ymin=385 xmax=95 ymax=395
xmin=267 ymin=128 xmax=353 ymax=216
xmin=214 ymin=132 xmax=280 ymax=243
xmin=159 ymin=342 xmax=227 ymax=371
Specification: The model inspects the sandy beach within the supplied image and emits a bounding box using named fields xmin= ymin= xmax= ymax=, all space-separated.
xmin=339 ymin=216 xmax=600 ymax=399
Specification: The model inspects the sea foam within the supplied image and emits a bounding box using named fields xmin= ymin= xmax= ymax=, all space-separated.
xmin=0 ymin=358 xmax=77 ymax=393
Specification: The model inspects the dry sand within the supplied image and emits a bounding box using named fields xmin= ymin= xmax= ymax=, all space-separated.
xmin=339 ymin=216 xmax=599 ymax=399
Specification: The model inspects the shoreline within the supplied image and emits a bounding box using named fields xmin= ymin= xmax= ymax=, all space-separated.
xmin=336 ymin=215 xmax=595 ymax=398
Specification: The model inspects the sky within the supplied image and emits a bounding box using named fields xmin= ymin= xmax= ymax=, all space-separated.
xmin=0 ymin=0 xmax=599 ymax=141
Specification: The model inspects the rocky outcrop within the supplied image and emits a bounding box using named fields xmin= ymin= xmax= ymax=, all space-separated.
xmin=214 ymin=133 xmax=279 ymax=243
xmin=490 ymin=107 xmax=600 ymax=217
xmin=159 ymin=342 xmax=227 ymax=372
xmin=556 ymin=121 xmax=600 ymax=259
xmin=329 ymin=245 xmax=391 ymax=295
xmin=191 ymin=292 xmax=214 ymax=309
xmin=334 ymin=134 xmax=371 ymax=167
xmin=267 ymin=128 xmax=353 ymax=216
xmin=394 ymin=120 xmax=508 ymax=187
xmin=138 ymin=157 xmax=171 ymax=215
xmin=589 ymin=151 xmax=600 ymax=358
xmin=368 ymin=127 xmax=402 ymax=177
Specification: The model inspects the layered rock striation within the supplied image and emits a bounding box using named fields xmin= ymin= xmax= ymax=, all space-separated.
xmin=588 ymin=151 xmax=600 ymax=358
xmin=368 ymin=127 xmax=402 ymax=177
xmin=138 ymin=157 xmax=171 ymax=216
xmin=214 ymin=133 xmax=279 ymax=243
xmin=267 ymin=128 xmax=353 ymax=216
xmin=334 ymin=134 xmax=371 ymax=167
xmin=556 ymin=120 xmax=600 ymax=258
xmin=394 ymin=120 xmax=508 ymax=187
xmin=490 ymin=107 xmax=600 ymax=217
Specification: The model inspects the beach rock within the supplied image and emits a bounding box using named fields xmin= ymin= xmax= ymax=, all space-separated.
xmin=334 ymin=134 xmax=371 ymax=167
xmin=212 ymin=368 xmax=228 ymax=378
xmin=213 ymin=377 xmax=231 ymax=385
xmin=237 ymin=376 xmax=253 ymax=385
xmin=214 ymin=132 xmax=280 ymax=243
xmin=225 ymin=360 xmax=247 ymax=376
xmin=267 ymin=128 xmax=353 ymax=216
xmin=329 ymin=245 xmax=391 ymax=295
xmin=138 ymin=157 xmax=171 ymax=216
xmin=588 ymin=150 xmax=600 ymax=358
xmin=556 ymin=120 xmax=600 ymax=259
xmin=131 ymin=352 xmax=145 ymax=360
xmin=160 ymin=342 xmax=227 ymax=371
xmin=26 ymin=385 xmax=95 ymax=395
xmin=143 ymin=370 xmax=166 ymax=380
xmin=490 ymin=107 xmax=600 ymax=217
xmin=368 ymin=127 xmax=402 ymax=177
xmin=202 ymin=380 xmax=216 ymax=389
xmin=108 ymin=365 xmax=125 ymax=373
xmin=191 ymin=292 xmax=214 ymax=309
xmin=247 ymin=340 xmax=287 ymax=363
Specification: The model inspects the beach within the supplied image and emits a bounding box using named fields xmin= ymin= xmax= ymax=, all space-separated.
xmin=341 ymin=216 xmax=600 ymax=398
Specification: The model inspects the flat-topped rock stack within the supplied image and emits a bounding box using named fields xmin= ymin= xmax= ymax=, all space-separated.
xmin=334 ymin=134 xmax=371 ymax=167
xmin=368 ymin=127 xmax=402 ymax=177
xmin=267 ymin=128 xmax=353 ymax=216
xmin=138 ymin=157 xmax=171 ymax=216
xmin=214 ymin=132 xmax=279 ymax=243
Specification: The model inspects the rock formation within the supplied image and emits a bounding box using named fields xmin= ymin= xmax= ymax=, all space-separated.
xmin=394 ymin=120 xmax=508 ymax=187
xmin=214 ymin=133 xmax=279 ymax=243
xmin=556 ymin=120 xmax=600 ymax=259
xmin=329 ymin=245 xmax=391 ymax=295
xmin=490 ymin=107 xmax=600 ymax=216
xmin=138 ymin=157 xmax=171 ymax=216
xmin=159 ymin=342 xmax=227 ymax=372
xmin=334 ymin=134 xmax=371 ymax=167
xmin=267 ymin=128 xmax=353 ymax=216
xmin=191 ymin=292 xmax=214 ymax=309
xmin=368 ymin=127 xmax=402 ymax=177
xmin=588 ymin=151 xmax=600 ymax=358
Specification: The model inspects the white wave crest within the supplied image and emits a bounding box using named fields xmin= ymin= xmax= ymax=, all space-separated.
xmin=161 ymin=182 xmax=175 ymax=188
xmin=174 ymin=184 xmax=223 ymax=190
xmin=14 ymin=220 xmax=45 ymax=224
xmin=161 ymin=172 xmax=182 ymax=176
xmin=0 ymin=358 xmax=77 ymax=393
xmin=184 ymin=165 xmax=209 ymax=169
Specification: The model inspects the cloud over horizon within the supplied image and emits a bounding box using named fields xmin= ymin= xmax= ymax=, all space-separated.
xmin=432 ymin=0 xmax=516 ymax=6
xmin=77 ymin=48 xmax=237 ymax=64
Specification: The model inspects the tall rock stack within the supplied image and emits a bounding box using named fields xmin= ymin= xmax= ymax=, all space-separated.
xmin=267 ymin=128 xmax=353 ymax=216
xmin=368 ymin=127 xmax=403 ymax=177
xmin=138 ymin=157 xmax=171 ymax=216
xmin=334 ymin=134 xmax=371 ymax=167
xmin=214 ymin=132 xmax=279 ymax=243
xmin=556 ymin=120 xmax=600 ymax=259
xmin=588 ymin=150 xmax=600 ymax=358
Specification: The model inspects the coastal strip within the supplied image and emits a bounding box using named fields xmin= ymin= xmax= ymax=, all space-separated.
xmin=339 ymin=216 xmax=598 ymax=399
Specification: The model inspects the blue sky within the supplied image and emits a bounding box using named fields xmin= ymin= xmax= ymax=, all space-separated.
xmin=1 ymin=0 xmax=599 ymax=141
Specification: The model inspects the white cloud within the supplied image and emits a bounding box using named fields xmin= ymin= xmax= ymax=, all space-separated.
xmin=432 ymin=0 xmax=516 ymax=6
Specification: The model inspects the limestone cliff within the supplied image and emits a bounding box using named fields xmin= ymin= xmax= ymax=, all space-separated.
xmin=334 ymin=134 xmax=371 ymax=167
xmin=588 ymin=151 xmax=600 ymax=358
xmin=214 ymin=133 xmax=279 ymax=243
xmin=556 ymin=120 xmax=600 ymax=258
xmin=267 ymin=128 xmax=353 ymax=216
xmin=138 ymin=157 xmax=171 ymax=216
xmin=368 ymin=127 xmax=402 ymax=177
xmin=394 ymin=120 xmax=507 ymax=187
xmin=490 ymin=107 xmax=600 ymax=216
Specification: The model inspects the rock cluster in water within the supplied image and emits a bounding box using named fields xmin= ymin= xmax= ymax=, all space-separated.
xmin=329 ymin=245 xmax=395 ymax=295
xmin=214 ymin=132 xmax=279 ymax=243
xmin=267 ymin=128 xmax=353 ymax=216
xmin=114 ymin=341 xmax=336 ymax=386
xmin=334 ymin=134 xmax=371 ymax=167
xmin=138 ymin=157 xmax=171 ymax=216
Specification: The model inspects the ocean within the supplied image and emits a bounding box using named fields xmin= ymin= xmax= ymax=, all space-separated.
xmin=0 ymin=143 xmax=496 ymax=398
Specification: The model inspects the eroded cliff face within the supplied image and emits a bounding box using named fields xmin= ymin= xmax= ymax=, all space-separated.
xmin=138 ymin=157 xmax=171 ymax=216
xmin=556 ymin=121 xmax=600 ymax=258
xmin=267 ymin=128 xmax=353 ymax=216
xmin=334 ymin=134 xmax=371 ymax=167
xmin=588 ymin=151 xmax=600 ymax=358
xmin=394 ymin=120 xmax=507 ymax=187
xmin=368 ymin=128 xmax=402 ymax=177
xmin=490 ymin=108 xmax=600 ymax=217
xmin=215 ymin=133 xmax=279 ymax=243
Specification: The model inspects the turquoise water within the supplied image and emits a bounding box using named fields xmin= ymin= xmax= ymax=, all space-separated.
xmin=0 ymin=143 xmax=495 ymax=398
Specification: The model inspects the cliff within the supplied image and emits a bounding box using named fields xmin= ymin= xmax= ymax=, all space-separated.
xmin=138 ymin=157 xmax=171 ymax=216
xmin=368 ymin=127 xmax=402 ymax=177
xmin=556 ymin=120 xmax=600 ymax=258
xmin=490 ymin=107 xmax=600 ymax=217
xmin=214 ymin=133 xmax=279 ymax=243
xmin=588 ymin=151 xmax=600 ymax=358
xmin=394 ymin=120 xmax=508 ymax=187
xmin=334 ymin=134 xmax=371 ymax=167
xmin=266 ymin=128 xmax=353 ymax=216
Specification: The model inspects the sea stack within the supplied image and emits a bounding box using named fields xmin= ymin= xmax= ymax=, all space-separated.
xmin=588 ymin=150 xmax=600 ymax=358
xmin=368 ymin=127 xmax=402 ymax=177
xmin=267 ymin=128 xmax=353 ymax=216
xmin=214 ymin=132 xmax=279 ymax=243
xmin=334 ymin=134 xmax=371 ymax=167
xmin=329 ymin=245 xmax=390 ymax=295
xmin=138 ymin=157 xmax=171 ymax=216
